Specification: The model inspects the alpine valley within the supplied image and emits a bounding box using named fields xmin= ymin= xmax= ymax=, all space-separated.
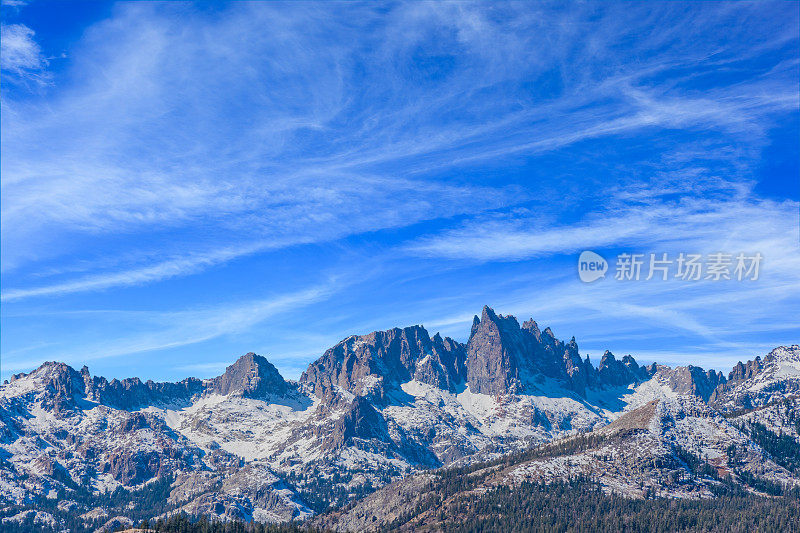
xmin=2 ymin=306 xmax=799 ymax=532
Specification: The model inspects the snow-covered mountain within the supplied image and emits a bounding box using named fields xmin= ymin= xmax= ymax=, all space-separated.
xmin=1 ymin=306 xmax=798 ymax=531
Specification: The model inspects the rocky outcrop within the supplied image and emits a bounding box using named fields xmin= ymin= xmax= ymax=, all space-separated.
xmin=465 ymin=306 xmax=607 ymax=395
xmin=208 ymin=353 xmax=288 ymax=398
xmin=596 ymin=351 xmax=652 ymax=387
xmin=657 ymin=365 xmax=725 ymax=401
xmin=82 ymin=368 xmax=203 ymax=410
xmin=32 ymin=456 xmax=74 ymax=487
xmin=95 ymin=516 xmax=133 ymax=533
xmin=465 ymin=307 xmax=530 ymax=395
xmin=300 ymin=326 xmax=465 ymax=401
xmin=729 ymin=357 xmax=763 ymax=381
xmin=170 ymin=493 xmax=252 ymax=522
xmin=322 ymin=397 xmax=393 ymax=451
xmin=710 ymin=345 xmax=800 ymax=410
xmin=104 ymin=440 xmax=198 ymax=486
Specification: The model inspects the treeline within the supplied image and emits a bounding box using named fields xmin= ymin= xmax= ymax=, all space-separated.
xmin=444 ymin=431 xmax=613 ymax=481
xmin=0 ymin=474 xmax=177 ymax=533
xmin=373 ymin=431 xmax=800 ymax=532
xmin=6 ymin=481 xmax=799 ymax=533
xmin=123 ymin=514 xmax=321 ymax=532
xmin=123 ymin=482 xmax=800 ymax=533
xmin=415 ymin=480 xmax=800 ymax=533
xmin=284 ymin=466 xmax=387 ymax=513
xmin=736 ymin=419 xmax=800 ymax=474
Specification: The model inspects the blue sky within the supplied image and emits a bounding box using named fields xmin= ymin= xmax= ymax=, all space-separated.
xmin=1 ymin=1 xmax=798 ymax=382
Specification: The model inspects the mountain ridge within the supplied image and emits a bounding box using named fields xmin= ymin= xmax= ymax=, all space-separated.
xmin=1 ymin=306 xmax=798 ymax=531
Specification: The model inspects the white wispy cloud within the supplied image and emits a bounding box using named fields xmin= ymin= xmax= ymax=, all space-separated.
xmin=405 ymin=195 xmax=799 ymax=265
xmin=0 ymin=23 xmax=48 ymax=82
xmin=1 ymin=2 xmax=796 ymax=378
xmin=1 ymin=243 xmax=268 ymax=301
xmin=1 ymin=282 xmax=337 ymax=373
xmin=3 ymin=1 xmax=795 ymax=294
xmin=398 ymin=180 xmax=800 ymax=368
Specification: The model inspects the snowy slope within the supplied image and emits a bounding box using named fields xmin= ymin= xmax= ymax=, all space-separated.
xmin=1 ymin=310 xmax=798 ymax=529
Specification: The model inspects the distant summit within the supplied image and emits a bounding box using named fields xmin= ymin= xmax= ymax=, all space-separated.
xmin=2 ymin=307 xmax=797 ymax=529
xmin=208 ymin=352 xmax=288 ymax=397
xmin=466 ymin=305 xmax=649 ymax=396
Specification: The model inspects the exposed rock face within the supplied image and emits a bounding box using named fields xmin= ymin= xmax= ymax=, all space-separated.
xmin=300 ymin=326 xmax=465 ymax=401
xmin=82 ymin=370 xmax=203 ymax=410
xmin=710 ymin=345 xmax=800 ymax=410
xmin=729 ymin=356 xmax=763 ymax=381
xmin=522 ymin=321 xmax=570 ymax=377
xmin=323 ymin=396 xmax=393 ymax=451
xmin=170 ymin=493 xmax=252 ymax=522
xmin=102 ymin=411 xmax=201 ymax=485
xmin=96 ymin=516 xmax=133 ymax=533
xmin=10 ymin=362 xmax=85 ymax=411
xmin=562 ymin=336 xmax=592 ymax=394
xmin=465 ymin=306 xmax=602 ymax=395
xmin=657 ymin=365 xmax=726 ymax=401
xmin=37 ymin=362 xmax=85 ymax=398
xmin=208 ymin=353 xmax=288 ymax=398
xmin=466 ymin=307 xmax=530 ymax=395
xmin=81 ymin=352 xmax=285 ymax=407
xmin=596 ymin=351 xmax=652 ymax=387
xmin=2 ymin=306 xmax=796 ymax=530
xmin=31 ymin=456 xmax=73 ymax=487
xmin=413 ymin=333 xmax=467 ymax=391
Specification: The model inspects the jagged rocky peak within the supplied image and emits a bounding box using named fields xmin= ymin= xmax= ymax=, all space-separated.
xmin=596 ymin=351 xmax=650 ymax=387
xmin=466 ymin=305 xmax=597 ymax=396
xmin=25 ymin=361 xmax=85 ymax=397
xmin=300 ymin=325 xmax=466 ymax=401
xmin=562 ymin=336 xmax=592 ymax=394
xmin=4 ymin=362 xmax=86 ymax=413
xmin=656 ymin=365 xmax=726 ymax=402
xmin=6 ymin=361 xmax=206 ymax=411
xmin=767 ymin=344 xmax=800 ymax=361
xmin=81 ymin=368 xmax=203 ymax=410
xmin=521 ymin=318 xmax=541 ymax=338
xmin=709 ymin=345 xmax=800 ymax=410
xmin=414 ymin=332 xmax=467 ymax=391
xmin=466 ymin=306 xmax=528 ymax=396
xmin=729 ymin=356 xmax=763 ymax=381
xmin=728 ymin=345 xmax=800 ymax=382
xmin=209 ymin=352 xmax=288 ymax=398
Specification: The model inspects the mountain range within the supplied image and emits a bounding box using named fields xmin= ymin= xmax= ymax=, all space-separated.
xmin=1 ymin=306 xmax=798 ymax=532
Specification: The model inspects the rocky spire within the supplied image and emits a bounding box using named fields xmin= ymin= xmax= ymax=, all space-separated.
xmin=728 ymin=356 xmax=763 ymax=381
xmin=465 ymin=306 xmax=603 ymax=396
xmin=562 ymin=336 xmax=592 ymax=394
xmin=596 ymin=351 xmax=649 ymax=388
xmin=465 ymin=306 xmax=528 ymax=395
xmin=300 ymin=325 xmax=466 ymax=401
